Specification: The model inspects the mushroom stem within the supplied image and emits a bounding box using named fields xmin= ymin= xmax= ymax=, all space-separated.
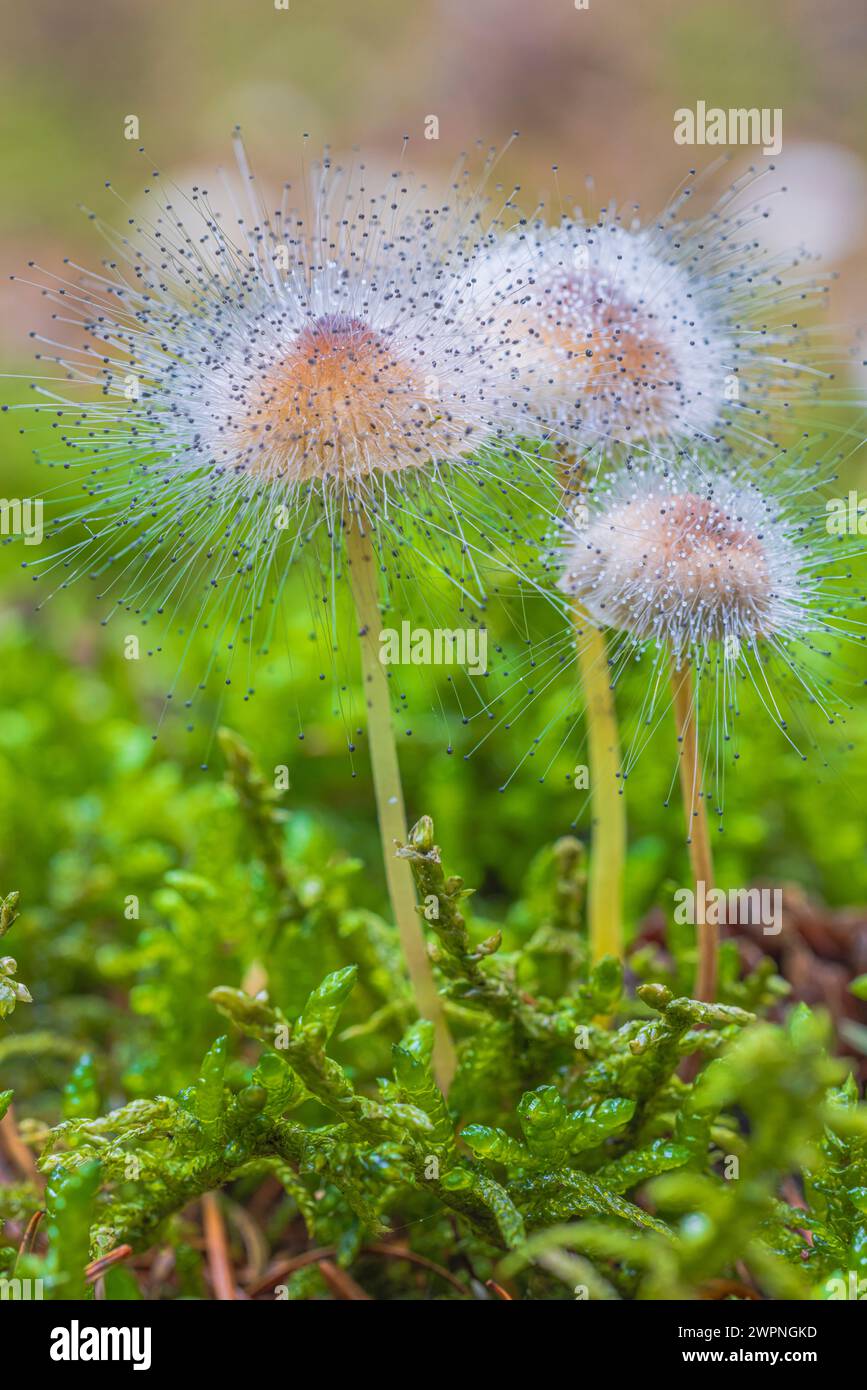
xmin=345 ymin=517 xmax=456 ymax=1092
xmin=670 ymin=656 xmax=717 ymax=1001
xmin=559 ymin=447 xmax=626 ymax=968
xmin=574 ymin=616 xmax=625 ymax=964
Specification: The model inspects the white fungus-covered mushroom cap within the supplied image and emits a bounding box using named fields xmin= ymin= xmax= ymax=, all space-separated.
xmin=29 ymin=140 xmax=529 ymax=498
xmin=474 ymin=171 xmax=848 ymax=455
xmin=558 ymin=470 xmax=810 ymax=655
xmin=494 ymin=222 xmax=727 ymax=443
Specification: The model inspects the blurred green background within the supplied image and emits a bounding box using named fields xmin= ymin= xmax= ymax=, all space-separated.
xmin=1 ymin=0 xmax=866 ymax=1061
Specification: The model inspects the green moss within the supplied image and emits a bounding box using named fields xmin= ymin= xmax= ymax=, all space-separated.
xmin=2 ymin=742 xmax=861 ymax=1299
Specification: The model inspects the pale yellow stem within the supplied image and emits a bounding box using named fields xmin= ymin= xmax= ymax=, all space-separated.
xmin=670 ymin=657 xmax=717 ymax=1002
xmin=559 ymin=444 xmax=626 ymax=967
xmin=574 ymin=612 xmax=626 ymax=964
xmin=345 ymin=519 xmax=457 ymax=1092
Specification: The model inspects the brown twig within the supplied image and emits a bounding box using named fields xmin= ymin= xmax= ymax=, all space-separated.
xmin=698 ymin=1278 xmax=762 ymax=1301
xmin=248 ymin=1241 xmax=470 ymax=1299
xmin=247 ymin=1245 xmax=337 ymax=1295
xmin=485 ymin=1278 xmax=514 ymax=1300
xmin=317 ymin=1259 xmax=372 ymax=1301
xmin=0 ymin=1103 xmax=42 ymax=1186
xmin=84 ymin=1243 xmax=133 ymax=1283
xmin=202 ymin=1192 xmax=237 ymax=1300
xmin=16 ymin=1208 xmax=44 ymax=1261
xmin=365 ymin=1242 xmax=469 ymax=1297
